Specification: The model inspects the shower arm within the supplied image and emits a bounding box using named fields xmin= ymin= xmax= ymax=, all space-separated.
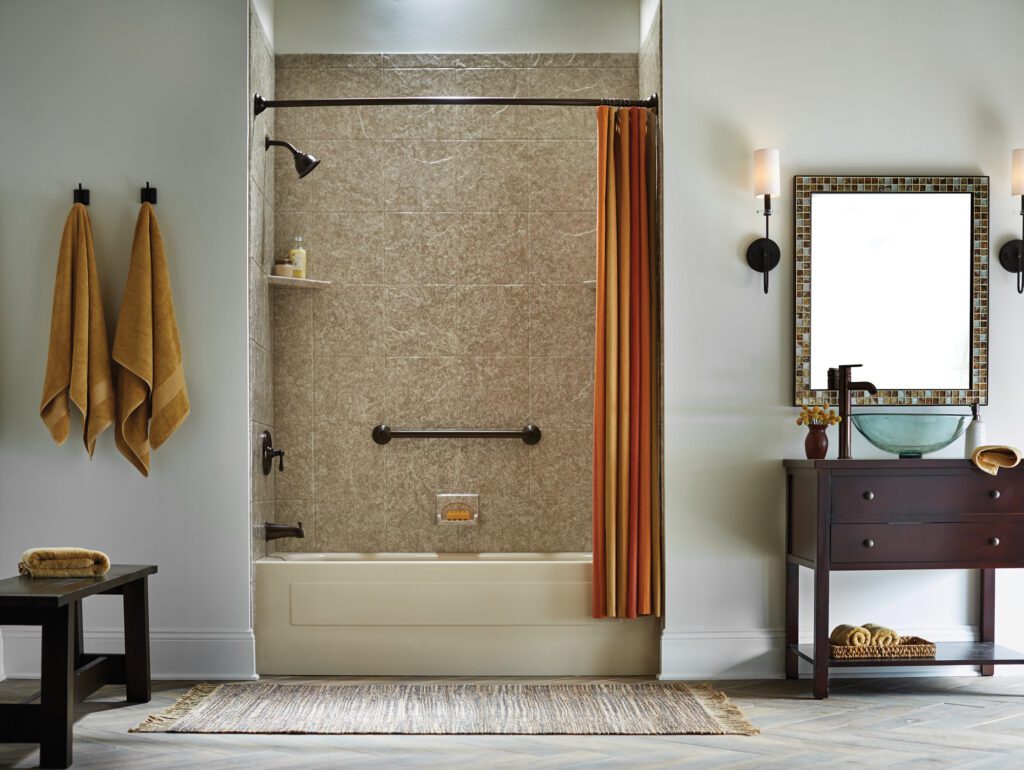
xmin=254 ymin=92 xmax=658 ymax=117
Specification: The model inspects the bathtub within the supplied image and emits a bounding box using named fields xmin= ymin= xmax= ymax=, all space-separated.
xmin=255 ymin=552 xmax=660 ymax=676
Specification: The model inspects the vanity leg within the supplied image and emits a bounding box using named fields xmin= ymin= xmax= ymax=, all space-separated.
xmin=812 ymin=565 xmax=829 ymax=699
xmin=980 ymin=568 xmax=995 ymax=677
xmin=785 ymin=561 xmax=799 ymax=679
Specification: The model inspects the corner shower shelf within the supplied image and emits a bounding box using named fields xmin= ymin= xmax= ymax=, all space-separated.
xmin=267 ymin=275 xmax=332 ymax=290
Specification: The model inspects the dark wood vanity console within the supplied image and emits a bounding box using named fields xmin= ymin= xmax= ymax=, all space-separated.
xmin=785 ymin=459 xmax=1024 ymax=699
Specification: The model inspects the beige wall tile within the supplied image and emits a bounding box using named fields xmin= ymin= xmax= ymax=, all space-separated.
xmin=457 ymin=356 xmax=530 ymax=428
xmin=528 ymin=140 xmax=597 ymax=211
xmin=385 ymin=356 xmax=462 ymax=428
xmin=530 ymin=428 xmax=592 ymax=501
xmin=272 ymin=288 xmax=313 ymax=336
xmin=251 ymin=500 xmax=272 ymax=560
xmin=384 ymin=285 xmax=459 ymax=356
xmin=527 ymin=496 xmax=592 ymax=552
xmin=313 ymin=355 xmax=387 ymax=433
xmin=521 ymin=105 xmax=593 ymax=140
xmin=309 ymin=66 xmax=383 ymax=140
xmin=248 ymin=258 xmax=271 ymax=350
xmin=459 ymin=286 xmax=528 ymax=356
xmin=456 ymin=141 xmax=529 ymax=211
xmin=273 ymin=338 xmax=312 ymax=435
xmin=386 ymin=439 xmax=460 ymax=498
xmin=276 ymin=54 xmax=310 ymax=68
xmin=276 ymin=211 xmax=384 ymax=285
xmin=273 ymin=65 xmax=311 ymax=142
xmin=529 ymin=211 xmax=596 ymax=284
xmin=382 ymin=69 xmax=459 ymax=139
xmin=383 ymin=213 xmax=461 ymax=285
xmin=526 ymin=66 xmax=638 ymax=99
xmin=532 ymin=53 xmax=637 ymax=69
xmin=248 ymin=178 xmax=264 ymax=265
xmin=315 ymin=431 xmax=386 ymax=504
xmin=310 ymin=53 xmax=383 ymax=69
xmin=455 ymin=69 xmax=528 ymax=139
xmin=458 ymin=440 xmax=530 ymax=498
xmin=385 ymin=492 xmax=458 ymax=552
xmin=383 ymin=140 xmax=459 ymax=211
xmin=457 ymin=213 xmax=529 ymax=285
xmin=530 ymin=356 xmax=594 ymax=428
xmin=316 ymin=498 xmax=386 ymax=552
xmin=458 ymin=494 xmax=532 ymax=552
xmin=313 ymin=285 xmax=384 ymax=356
xmin=529 ymin=284 xmax=595 ymax=356
xmin=276 ymin=139 xmax=382 ymax=213
xmin=273 ymin=428 xmax=313 ymax=501
xmin=249 ymin=340 xmax=273 ymax=426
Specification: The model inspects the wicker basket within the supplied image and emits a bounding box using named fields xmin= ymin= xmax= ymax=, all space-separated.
xmin=829 ymin=636 xmax=936 ymax=659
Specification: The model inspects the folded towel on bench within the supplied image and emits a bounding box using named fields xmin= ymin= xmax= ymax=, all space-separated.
xmin=863 ymin=623 xmax=901 ymax=646
xmin=18 ymin=547 xmax=110 ymax=578
xmin=829 ymin=624 xmax=870 ymax=646
xmin=972 ymin=445 xmax=1022 ymax=476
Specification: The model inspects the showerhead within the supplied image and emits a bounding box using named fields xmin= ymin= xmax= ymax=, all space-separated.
xmin=265 ymin=136 xmax=320 ymax=178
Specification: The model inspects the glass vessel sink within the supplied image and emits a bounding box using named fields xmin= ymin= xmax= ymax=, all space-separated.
xmin=851 ymin=413 xmax=968 ymax=459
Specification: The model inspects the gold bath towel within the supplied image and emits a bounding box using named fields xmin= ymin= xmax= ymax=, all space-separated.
xmin=863 ymin=623 xmax=901 ymax=646
xmin=18 ymin=547 xmax=110 ymax=578
xmin=972 ymin=445 xmax=1022 ymax=476
xmin=40 ymin=203 xmax=115 ymax=456
xmin=829 ymin=624 xmax=870 ymax=647
xmin=112 ymin=203 xmax=189 ymax=476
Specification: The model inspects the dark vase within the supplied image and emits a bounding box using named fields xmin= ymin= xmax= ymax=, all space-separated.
xmin=805 ymin=425 xmax=828 ymax=460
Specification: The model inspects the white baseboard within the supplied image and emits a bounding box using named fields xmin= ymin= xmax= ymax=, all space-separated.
xmin=659 ymin=625 xmax=983 ymax=680
xmin=0 ymin=627 xmax=257 ymax=680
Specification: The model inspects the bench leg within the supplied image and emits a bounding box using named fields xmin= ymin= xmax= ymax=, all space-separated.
xmin=123 ymin=577 xmax=151 ymax=703
xmin=40 ymin=604 xmax=74 ymax=769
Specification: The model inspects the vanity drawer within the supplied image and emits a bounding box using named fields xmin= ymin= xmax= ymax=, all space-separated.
xmin=831 ymin=522 xmax=1024 ymax=565
xmin=831 ymin=474 xmax=1020 ymax=521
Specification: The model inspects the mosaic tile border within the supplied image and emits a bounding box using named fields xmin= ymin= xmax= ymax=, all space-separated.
xmin=793 ymin=175 xmax=989 ymax=407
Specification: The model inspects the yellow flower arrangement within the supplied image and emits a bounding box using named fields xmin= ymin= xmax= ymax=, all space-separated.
xmin=797 ymin=405 xmax=841 ymax=427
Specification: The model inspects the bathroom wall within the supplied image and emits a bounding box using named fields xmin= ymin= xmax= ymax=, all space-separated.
xmin=270 ymin=53 xmax=638 ymax=552
xmin=248 ymin=5 xmax=276 ymax=568
xmin=275 ymin=0 xmax=640 ymax=54
xmin=660 ymin=0 xmax=1024 ymax=677
xmin=0 ymin=0 xmax=253 ymax=679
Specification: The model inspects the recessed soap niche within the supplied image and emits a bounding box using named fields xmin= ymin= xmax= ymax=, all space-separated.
xmin=436 ymin=494 xmax=480 ymax=526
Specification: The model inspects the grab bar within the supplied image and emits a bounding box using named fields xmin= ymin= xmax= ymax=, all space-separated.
xmin=372 ymin=424 xmax=541 ymax=445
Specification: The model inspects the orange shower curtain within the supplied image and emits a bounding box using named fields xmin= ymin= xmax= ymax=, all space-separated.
xmin=593 ymin=106 xmax=661 ymax=619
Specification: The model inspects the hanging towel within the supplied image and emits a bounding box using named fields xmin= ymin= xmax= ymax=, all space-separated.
xmin=40 ymin=203 xmax=116 ymax=456
xmin=972 ymin=445 xmax=1022 ymax=476
xmin=18 ymin=547 xmax=110 ymax=578
xmin=112 ymin=202 xmax=189 ymax=476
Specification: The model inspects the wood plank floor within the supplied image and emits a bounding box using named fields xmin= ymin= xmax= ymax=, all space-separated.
xmin=4 ymin=676 xmax=1024 ymax=768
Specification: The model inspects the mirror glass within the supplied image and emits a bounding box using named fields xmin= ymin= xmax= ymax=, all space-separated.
xmin=794 ymin=176 xmax=988 ymax=406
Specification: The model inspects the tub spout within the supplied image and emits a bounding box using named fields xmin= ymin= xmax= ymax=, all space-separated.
xmin=265 ymin=521 xmax=305 ymax=541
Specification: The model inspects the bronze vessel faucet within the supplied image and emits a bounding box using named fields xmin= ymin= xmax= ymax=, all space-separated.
xmin=827 ymin=364 xmax=878 ymax=460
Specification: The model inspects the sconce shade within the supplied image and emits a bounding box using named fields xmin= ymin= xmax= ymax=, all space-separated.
xmin=753 ymin=148 xmax=781 ymax=198
xmin=1013 ymin=149 xmax=1024 ymax=196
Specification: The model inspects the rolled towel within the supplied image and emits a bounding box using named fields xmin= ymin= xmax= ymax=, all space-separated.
xmin=829 ymin=624 xmax=871 ymax=646
xmin=972 ymin=445 xmax=1022 ymax=476
xmin=18 ymin=548 xmax=110 ymax=578
xmin=863 ymin=623 xmax=901 ymax=646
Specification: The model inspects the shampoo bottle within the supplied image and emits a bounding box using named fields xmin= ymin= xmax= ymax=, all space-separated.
xmin=290 ymin=236 xmax=307 ymax=279
xmin=964 ymin=403 xmax=985 ymax=458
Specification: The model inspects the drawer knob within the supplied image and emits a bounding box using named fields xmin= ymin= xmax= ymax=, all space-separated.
xmin=990 ymin=490 xmax=1001 ymax=500
xmin=862 ymin=539 xmax=875 ymax=548
xmin=990 ymin=537 xmax=1001 ymax=546
xmin=863 ymin=491 xmax=875 ymax=501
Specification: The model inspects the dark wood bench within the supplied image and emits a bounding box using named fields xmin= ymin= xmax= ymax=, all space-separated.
xmin=0 ymin=564 xmax=156 ymax=768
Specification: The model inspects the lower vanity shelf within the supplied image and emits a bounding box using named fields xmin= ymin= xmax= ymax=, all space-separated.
xmin=792 ymin=642 xmax=1024 ymax=668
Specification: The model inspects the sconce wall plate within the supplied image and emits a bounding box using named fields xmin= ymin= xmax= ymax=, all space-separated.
xmin=746 ymin=237 xmax=781 ymax=274
xmin=999 ymin=239 xmax=1024 ymax=294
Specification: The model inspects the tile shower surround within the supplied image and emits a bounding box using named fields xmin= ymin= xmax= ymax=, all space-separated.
xmin=270 ymin=53 xmax=639 ymax=552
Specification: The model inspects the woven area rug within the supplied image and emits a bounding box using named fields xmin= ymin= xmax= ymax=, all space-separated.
xmin=132 ymin=682 xmax=758 ymax=735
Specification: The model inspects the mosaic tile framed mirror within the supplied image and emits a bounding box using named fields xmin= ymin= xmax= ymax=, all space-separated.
xmin=794 ymin=175 xmax=989 ymax=406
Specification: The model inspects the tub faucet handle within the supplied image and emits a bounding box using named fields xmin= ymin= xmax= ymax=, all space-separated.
xmin=260 ymin=431 xmax=286 ymax=474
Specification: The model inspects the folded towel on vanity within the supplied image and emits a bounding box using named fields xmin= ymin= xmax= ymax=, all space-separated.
xmin=829 ymin=624 xmax=871 ymax=647
xmin=40 ymin=203 xmax=116 ymax=456
xmin=863 ymin=623 xmax=901 ymax=646
xmin=18 ymin=547 xmax=110 ymax=578
xmin=972 ymin=445 xmax=1022 ymax=476
xmin=112 ymin=203 xmax=189 ymax=476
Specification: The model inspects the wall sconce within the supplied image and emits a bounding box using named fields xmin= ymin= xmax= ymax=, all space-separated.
xmin=746 ymin=148 xmax=781 ymax=294
xmin=999 ymin=148 xmax=1024 ymax=294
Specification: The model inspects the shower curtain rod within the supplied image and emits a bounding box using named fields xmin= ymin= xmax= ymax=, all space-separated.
xmin=253 ymin=92 xmax=657 ymax=116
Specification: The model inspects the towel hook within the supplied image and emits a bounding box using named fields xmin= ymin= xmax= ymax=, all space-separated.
xmin=73 ymin=183 xmax=89 ymax=206
xmin=141 ymin=181 xmax=157 ymax=205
